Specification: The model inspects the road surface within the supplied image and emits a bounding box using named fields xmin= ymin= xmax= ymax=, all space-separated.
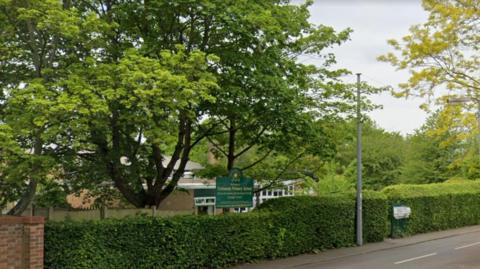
xmin=233 ymin=226 xmax=480 ymax=269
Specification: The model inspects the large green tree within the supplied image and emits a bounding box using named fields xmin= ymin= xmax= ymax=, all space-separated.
xmin=0 ymin=0 xmax=218 ymax=211
xmin=59 ymin=48 xmax=218 ymax=208
xmin=0 ymin=0 xmax=85 ymax=215
xmin=400 ymin=111 xmax=460 ymax=183
xmin=64 ymin=0 xmax=356 ymax=207
xmin=329 ymin=119 xmax=406 ymax=190
xmin=2 ymin=0 xmax=357 ymax=211
xmin=378 ymin=0 xmax=480 ymax=185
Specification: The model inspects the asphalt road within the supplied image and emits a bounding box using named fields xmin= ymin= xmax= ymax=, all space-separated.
xmin=233 ymin=226 xmax=480 ymax=269
xmin=304 ymin=231 xmax=480 ymax=269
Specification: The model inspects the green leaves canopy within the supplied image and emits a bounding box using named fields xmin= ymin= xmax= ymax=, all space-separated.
xmin=1 ymin=0 xmax=357 ymax=210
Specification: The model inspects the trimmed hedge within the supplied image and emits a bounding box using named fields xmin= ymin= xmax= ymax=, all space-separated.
xmin=45 ymin=194 xmax=388 ymax=269
xmin=257 ymin=191 xmax=389 ymax=243
xmin=46 ymin=181 xmax=480 ymax=268
xmin=46 ymin=214 xmax=276 ymax=269
xmin=383 ymin=181 xmax=480 ymax=236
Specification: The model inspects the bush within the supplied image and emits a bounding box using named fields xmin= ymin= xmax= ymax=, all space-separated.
xmin=362 ymin=191 xmax=390 ymax=241
xmin=48 ymin=180 xmax=480 ymax=268
xmin=382 ymin=181 xmax=480 ymax=235
xmin=45 ymin=194 xmax=388 ymax=269
xmin=46 ymin=214 xmax=274 ymax=269
xmin=257 ymin=192 xmax=388 ymax=243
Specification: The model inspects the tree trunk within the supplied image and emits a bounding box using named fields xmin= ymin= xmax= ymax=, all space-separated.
xmin=7 ymin=137 xmax=42 ymax=216
xmin=227 ymin=119 xmax=236 ymax=170
xmin=7 ymin=180 xmax=37 ymax=216
xmin=154 ymin=119 xmax=193 ymax=208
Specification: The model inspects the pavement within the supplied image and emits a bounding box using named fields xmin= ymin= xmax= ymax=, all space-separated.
xmin=231 ymin=225 xmax=480 ymax=269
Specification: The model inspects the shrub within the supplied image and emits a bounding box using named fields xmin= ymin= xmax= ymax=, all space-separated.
xmin=382 ymin=181 xmax=480 ymax=235
xmin=362 ymin=191 xmax=390 ymax=241
xmin=45 ymin=194 xmax=388 ymax=268
xmin=257 ymin=192 xmax=388 ymax=243
xmin=298 ymin=161 xmax=354 ymax=196
xmin=46 ymin=214 xmax=274 ymax=269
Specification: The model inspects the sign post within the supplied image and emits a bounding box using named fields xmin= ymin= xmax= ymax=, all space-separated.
xmin=215 ymin=168 xmax=253 ymax=209
xmin=391 ymin=205 xmax=412 ymax=238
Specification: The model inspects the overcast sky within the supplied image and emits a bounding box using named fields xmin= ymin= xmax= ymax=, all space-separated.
xmin=302 ymin=0 xmax=429 ymax=135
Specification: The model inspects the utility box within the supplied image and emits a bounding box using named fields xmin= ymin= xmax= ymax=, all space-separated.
xmin=391 ymin=205 xmax=411 ymax=238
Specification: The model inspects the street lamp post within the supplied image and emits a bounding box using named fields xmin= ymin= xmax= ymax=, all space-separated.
xmin=356 ymin=73 xmax=363 ymax=246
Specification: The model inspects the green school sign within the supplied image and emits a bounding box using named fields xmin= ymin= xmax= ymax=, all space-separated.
xmin=215 ymin=168 xmax=254 ymax=208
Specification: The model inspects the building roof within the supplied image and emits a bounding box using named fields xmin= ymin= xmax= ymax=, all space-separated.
xmin=162 ymin=156 xmax=204 ymax=171
xmin=177 ymin=178 xmax=216 ymax=189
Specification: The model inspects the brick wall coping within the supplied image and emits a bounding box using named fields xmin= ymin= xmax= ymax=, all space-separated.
xmin=0 ymin=216 xmax=45 ymax=225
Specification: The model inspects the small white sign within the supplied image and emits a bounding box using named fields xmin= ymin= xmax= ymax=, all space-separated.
xmin=393 ymin=206 xmax=411 ymax=219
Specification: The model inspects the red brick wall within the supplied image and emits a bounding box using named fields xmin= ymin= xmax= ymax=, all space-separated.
xmin=0 ymin=216 xmax=44 ymax=269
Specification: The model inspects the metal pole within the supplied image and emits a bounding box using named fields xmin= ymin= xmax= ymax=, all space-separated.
xmin=356 ymin=73 xmax=363 ymax=246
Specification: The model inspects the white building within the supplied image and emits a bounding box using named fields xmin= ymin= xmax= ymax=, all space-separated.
xmin=233 ymin=180 xmax=297 ymax=213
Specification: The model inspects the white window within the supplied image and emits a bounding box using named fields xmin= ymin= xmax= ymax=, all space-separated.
xmin=195 ymin=197 xmax=215 ymax=206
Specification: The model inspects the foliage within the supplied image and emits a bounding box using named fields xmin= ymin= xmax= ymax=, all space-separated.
xmin=330 ymin=118 xmax=405 ymax=190
xmin=379 ymin=0 xmax=480 ymax=185
xmin=109 ymin=0 xmax=356 ymax=182
xmin=0 ymin=125 xmax=32 ymax=209
xmin=399 ymin=111 xmax=461 ymax=183
xmin=1 ymin=0 xmax=358 ymax=212
xmin=44 ymin=181 xmax=480 ymax=267
xmin=57 ymin=47 xmax=218 ymax=208
xmin=300 ymin=161 xmax=354 ymax=196
xmin=383 ymin=181 xmax=480 ymax=235
xmin=258 ymin=193 xmax=389 ymax=243
xmin=33 ymin=180 xmax=69 ymax=208
xmin=190 ymin=0 xmax=353 ymax=171
xmin=433 ymin=106 xmax=480 ymax=179
xmin=361 ymin=191 xmax=391 ymax=241
xmin=45 ymin=195 xmax=387 ymax=268
xmin=195 ymin=163 xmax=228 ymax=179
xmin=379 ymin=0 xmax=480 ymax=102
xmin=0 ymin=0 xmax=82 ymax=214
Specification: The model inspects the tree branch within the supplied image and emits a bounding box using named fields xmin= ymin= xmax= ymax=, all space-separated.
xmin=234 ymin=127 xmax=267 ymax=158
xmin=240 ymin=148 xmax=274 ymax=171
xmin=254 ymin=151 xmax=305 ymax=194
xmin=206 ymin=136 xmax=228 ymax=157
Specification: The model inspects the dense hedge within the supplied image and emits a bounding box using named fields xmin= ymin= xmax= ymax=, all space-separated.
xmin=361 ymin=191 xmax=390 ymax=241
xmin=383 ymin=181 xmax=480 ymax=236
xmin=45 ymin=194 xmax=388 ymax=269
xmin=46 ymin=214 xmax=276 ymax=269
xmin=46 ymin=181 xmax=480 ymax=268
xmin=257 ymin=191 xmax=389 ymax=243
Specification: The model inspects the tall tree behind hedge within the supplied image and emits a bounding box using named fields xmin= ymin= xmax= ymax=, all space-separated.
xmin=332 ymin=119 xmax=405 ymax=190
xmin=400 ymin=111 xmax=461 ymax=183
xmin=2 ymin=0 xmax=355 ymax=211
xmin=62 ymin=0 xmax=355 ymax=208
xmin=378 ymin=0 xmax=480 ymax=183
xmin=0 ymin=0 xmax=88 ymax=215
